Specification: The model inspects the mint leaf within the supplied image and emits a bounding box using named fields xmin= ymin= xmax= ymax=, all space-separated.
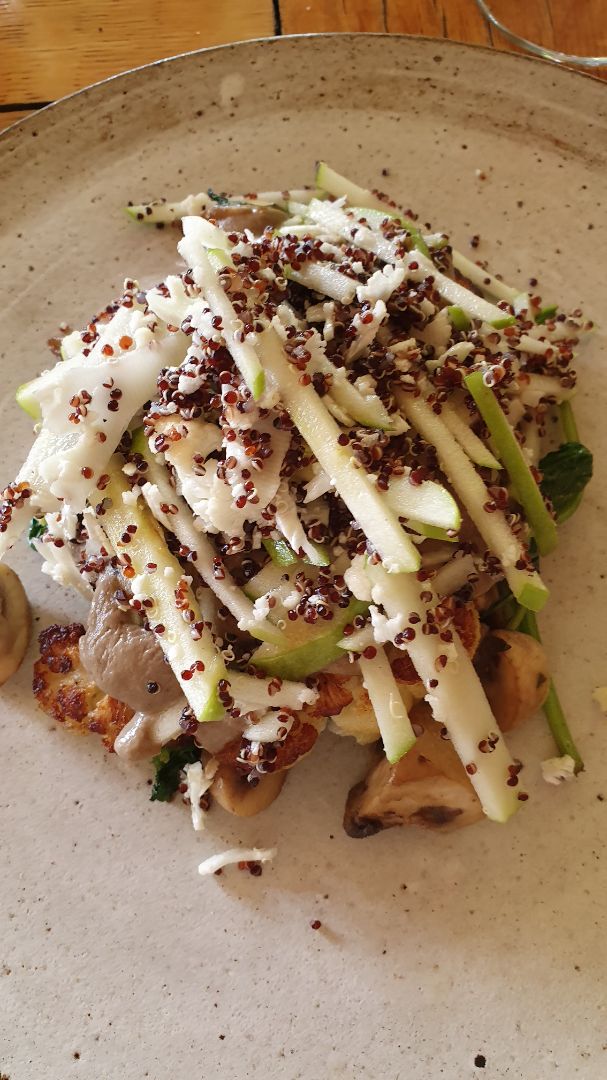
xmin=28 ymin=517 xmax=47 ymax=547
xmin=207 ymin=188 xmax=230 ymax=207
xmin=539 ymin=442 xmax=593 ymax=524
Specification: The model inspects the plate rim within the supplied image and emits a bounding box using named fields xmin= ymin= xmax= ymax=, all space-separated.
xmin=1 ymin=31 xmax=605 ymax=147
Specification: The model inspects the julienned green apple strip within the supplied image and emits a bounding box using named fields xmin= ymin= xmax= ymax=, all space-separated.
xmin=272 ymin=319 xmax=394 ymax=430
xmin=519 ymin=611 xmax=583 ymax=773
xmin=464 ymin=371 xmax=558 ymax=556
xmin=440 ymin=400 xmax=502 ymax=471
xmin=176 ymin=238 xmax=265 ymax=400
xmin=312 ymin=357 xmax=393 ymax=431
xmin=314 ymin=161 xmax=430 ymax=255
xmin=130 ymin=430 xmax=283 ymax=646
xmin=262 ymin=537 xmax=301 ymax=567
xmin=140 ymin=480 xmax=284 ymax=645
xmin=358 ymin=646 xmax=417 ymax=764
xmin=397 ymin=390 xmax=549 ymax=611
xmin=313 ymin=165 xmax=526 ymax=315
xmin=560 ymin=400 xmax=579 ymax=443
xmin=227 ymin=671 xmax=317 ymax=713
xmin=100 ymin=461 xmax=226 ymax=723
xmin=251 ymin=597 xmax=369 ymax=680
xmin=365 ymin=561 xmax=522 ymax=822
xmin=259 ymin=328 xmax=421 ymax=574
xmin=447 ymin=306 xmax=471 ymax=332
xmin=384 ymin=474 xmax=461 ymax=531
xmin=284 ymin=261 xmax=359 ymax=305
xmin=315 ymin=162 xmax=396 ymax=213
xmin=304 ymin=198 xmax=508 ymax=326
xmin=126 ymin=188 xmax=322 ymax=225
xmin=451 ymin=250 xmax=524 ymax=306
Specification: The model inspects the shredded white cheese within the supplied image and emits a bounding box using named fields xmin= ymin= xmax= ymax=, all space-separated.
xmin=346 ymin=300 xmax=387 ymax=362
xmin=304 ymin=465 xmax=333 ymax=504
xmin=517 ymin=334 xmax=553 ymax=357
xmin=369 ymin=605 xmax=406 ymax=645
xmin=274 ymin=482 xmax=323 ymax=564
xmin=356 ymin=265 xmax=405 ymax=304
xmin=242 ymin=710 xmax=295 ymax=743
xmin=198 ymin=847 xmax=277 ymax=877
xmin=541 ymin=755 xmax=577 ymax=786
xmin=32 ymin=509 xmax=91 ymax=597
xmin=229 ymin=671 xmax=317 ymax=711
xmin=184 ymin=759 xmax=218 ymax=832
xmin=321 ymin=301 xmax=336 ymax=342
xmin=389 ymin=337 xmax=418 ymax=357
xmin=251 ymin=593 xmax=273 ymax=622
xmin=121 ymin=486 xmax=140 ymax=507
xmin=428 ymin=341 xmax=475 ymax=374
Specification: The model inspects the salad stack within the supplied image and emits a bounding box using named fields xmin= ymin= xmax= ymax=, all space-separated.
xmin=3 ymin=164 xmax=592 ymax=832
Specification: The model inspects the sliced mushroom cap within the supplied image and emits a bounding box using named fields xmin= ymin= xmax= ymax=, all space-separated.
xmin=211 ymin=764 xmax=287 ymax=817
xmin=207 ymin=204 xmax=287 ymax=235
xmin=344 ymin=702 xmax=483 ymax=838
xmin=0 ymin=564 xmax=32 ymax=686
xmin=474 ymin=629 xmax=550 ymax=732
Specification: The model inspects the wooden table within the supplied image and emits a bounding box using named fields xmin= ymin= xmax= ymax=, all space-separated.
xmin=1 ymin=0 xmax=605 ymax=132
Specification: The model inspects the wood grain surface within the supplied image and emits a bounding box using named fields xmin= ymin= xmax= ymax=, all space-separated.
xmin=0 ymin=0 xmax=605 ymax=133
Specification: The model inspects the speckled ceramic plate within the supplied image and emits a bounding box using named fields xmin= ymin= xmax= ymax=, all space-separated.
xmin=1 ymin=34 xmax=606 ymax=1080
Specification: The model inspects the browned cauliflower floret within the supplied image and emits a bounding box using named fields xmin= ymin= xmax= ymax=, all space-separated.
xmin=33 ymin=623 xmax=133 ymax=752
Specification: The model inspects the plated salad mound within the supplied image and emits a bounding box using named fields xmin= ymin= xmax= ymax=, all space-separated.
xmin=1 ymin=163 xmax=593 ymax=855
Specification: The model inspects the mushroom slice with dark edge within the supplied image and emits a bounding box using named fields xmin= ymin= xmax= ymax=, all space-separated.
xmin=473 ymin=629 xmax=550 ymax=732
xmin=0 ymin=564 xmax=31 ymax=685
xmin=344 ymin=628 xmax=550 ymax=838
xmin=344 ymin=702 xmax=483 ymax=837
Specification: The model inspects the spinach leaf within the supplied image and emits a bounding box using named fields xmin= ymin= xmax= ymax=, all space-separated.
xmin=150 ymin=737 xmax=200 ymax=802
xmin=539 ymin=441 xmax=593 ymax=524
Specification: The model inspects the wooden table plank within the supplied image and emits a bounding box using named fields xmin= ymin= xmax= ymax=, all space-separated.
xmin=0 ymin=0 xmax=274 ymax=105
xmin=488 ymin=0 xmax=607 ymax=59
xmin=280 ymin=0 xmax=492 ymax=45
xmin=474 ymin=0 xmax=555 ymax=54
xmin=385 ymin=0 xmax=491 ymax=44
xmin=549 ymin=0 xmax=607 ymax=57
xmin=280 ymin=0 xmax=385 ymax=34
